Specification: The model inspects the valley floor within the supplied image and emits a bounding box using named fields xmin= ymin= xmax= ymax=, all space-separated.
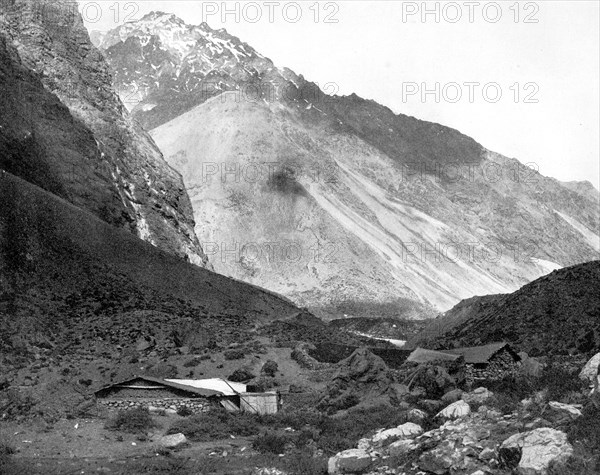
xmin=1 ymin=416 xmax=320 ymax=475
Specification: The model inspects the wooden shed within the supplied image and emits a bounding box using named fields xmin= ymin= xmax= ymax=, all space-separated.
xmin=240 ymin=391 xmax=280 ymax=415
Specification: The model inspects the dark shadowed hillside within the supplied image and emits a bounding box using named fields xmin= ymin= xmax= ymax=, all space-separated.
xmin=0 ymin=0 xmax=208 ymax=266
xmin=407 ymin=261 xmax=600 ymax=356
xmin=0 ymin=171 xmax=300 ymax=364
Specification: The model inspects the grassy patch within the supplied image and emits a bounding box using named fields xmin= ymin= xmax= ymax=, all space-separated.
xmin=166 ymin=409 xmax=260 ymax=441
xmin=105 ymin=407 xmax=157 ymax=434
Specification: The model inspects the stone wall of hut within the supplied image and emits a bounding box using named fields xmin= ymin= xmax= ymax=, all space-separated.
xmin=97 ymin=397 xmax=213 ymax=413
xmin=465 ymin=348 xmax=520 ymax=384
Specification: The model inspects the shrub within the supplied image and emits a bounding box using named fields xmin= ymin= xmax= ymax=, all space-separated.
xmin=177 ymin=406 xmax=193 ymax=417
xmin=282 ymin=450 xmax=328 ymax=474
xmin=567 ymin=403 xmax=600 ymax=452
xmin=539 ymin=365 xmax=586 ymax=402
xmin=228 ymin=368 xmax=255 ymax=382
xmin=0 ymin=443 xmax=15 ymax=459
xmin=317 ymin=405 xmax=409 ymax=453
xmin=167 ymin=409 xmax=260 ymax=441
xmin=224 ymin=349 xmax=246 ymax=360
xmin=253 ymin=430 xmax=293 ymax=454
xmin=261 ymin=408 xmax=326 ymax=430
xmin=0 ymin=442 xmax=16 ymax=474
xmin=183 ymin=359 xmax=200 ymax=368
xmin=145 ymin=363 xmax=178 ymax=379
xmin=317 ymin=392 xmax=360 ymax=414
xmin=105 ymin=407 xmax=156 ymax=434
xmin=262 ymin=360 xmax=279 ymax=377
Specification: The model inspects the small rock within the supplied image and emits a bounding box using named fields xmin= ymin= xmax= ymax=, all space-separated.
xmin=388 ymin=439 xmax=417 ymax=457
xmin=547 ymin=401 xmax=583 ymax=421
xmin=158 ymin=433 xmax=188 ymax=449
xmin=436 ymin=400 xmax=471 ymax=420
xmin=462 ymin=387 xmax=493 ymax=405
xmin=442 ymin=389 xmax=463 ymax=404
xmin=478 ymin=447 xmax=495 ymax=461
xmin=407 ymin=408 xmax=427 ymax=423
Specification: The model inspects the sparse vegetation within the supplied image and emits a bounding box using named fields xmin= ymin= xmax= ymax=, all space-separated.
xmin=166 ymin=409 xmax=260 ymax=441
xmin=228 ymin=368 xmax=255 ymax=382
xmin=223 ymin=349 xmax=245 ymax=360
xmin=176 ymin=406 xmax=193 ymax=417
xmin=252 ymin=430 xmax=294 ymax=454
xmin=105 ymin=407 xmax=157 ymax=434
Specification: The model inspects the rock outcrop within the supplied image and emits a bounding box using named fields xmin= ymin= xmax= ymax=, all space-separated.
xmin=0 ymin=0 xmax=208 ymax=266
xmin=500 ymin=428 xmax=573 ymax=475
xmin=328 ymin=449 xmax=372 ymax=474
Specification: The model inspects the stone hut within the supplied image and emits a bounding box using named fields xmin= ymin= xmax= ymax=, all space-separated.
xmin=445 ymin=342 xmax=521 ymax=384
xmin=95 ymin=376 xmax=280 ymax=415
xmin=94 ymin=376 xmax=222 ymax=413
xmin=406 ymin=348 xmax=463 ymax=364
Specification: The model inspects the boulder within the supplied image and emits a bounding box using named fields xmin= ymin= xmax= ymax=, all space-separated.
xmin=158 ymin=433 xmax=187 ymax=449
xmin=389 ymin=383 xmax=409 ymax=399
xmin=437 ymin=400 xmax=471 ymax=420
xmin=500 ymin=428 xmax=573 ymax=474
xmin=328 ymin=449 xmax=372 ymax=474
xmin=136 ymin=336 xmax=156 ymax=352
xmin=418 ymin=440 xmax=464 ymax=475
xmin=371 ymin=422 xmax=423 ymax=445
xmin=442 ymin=388 xmax=464 ymax=404
xmin=478 ymin=447 xmax=496 ymax=461
xmin=579 ymin=352 xmax=600 ymax=384
xmin=407 ymin=408 xmax=428 ymax=423
xmin=388 ymin=439 xmax=417 ymax=457
xmin=547 ymin=401 xmax=583 ymax=421
xmin=462 ymin=387 xmax=494 ymax=405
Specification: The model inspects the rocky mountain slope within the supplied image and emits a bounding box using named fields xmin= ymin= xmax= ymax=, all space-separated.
xmin=0 ymin=170 xmax=300 ymax=374
xmin=0 ymin=2 xmax=322 ymax=412
xmin=0 ymin=1 xmax=207 ymax=266
xmin=406 ymin=261 xmax=600 ymax=356
xmin=97 ymin=13 xmax=600 ymax=316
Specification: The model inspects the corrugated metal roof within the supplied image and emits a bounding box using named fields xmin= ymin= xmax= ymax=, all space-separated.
xmin=407 ymin=347 xmax=463 ymax=363
xmin=166 ymin=378 xmax=246 ymax=396
xmin=95 ymin=375 xmax=223 ymax=397
xmin=445 ymin=342 xmax=516 ymax=364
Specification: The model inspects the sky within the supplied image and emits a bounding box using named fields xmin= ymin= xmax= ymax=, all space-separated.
xmin=78 ymin=1 xmax=600 ymax=188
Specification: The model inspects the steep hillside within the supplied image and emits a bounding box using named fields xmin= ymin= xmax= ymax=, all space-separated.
xmin=406 ymin=261 xmax=600 ymax=356
xmin=99 ymin=13 xmax=600 ymax=315
xmin=0 ymin=1 xmax=207 ymax=266
xmin=0 ymin=171 xmax=300 ymax=363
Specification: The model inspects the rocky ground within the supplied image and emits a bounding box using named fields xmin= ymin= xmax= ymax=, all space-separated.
xmin=2 ymin=342 xmax=599 ymax=475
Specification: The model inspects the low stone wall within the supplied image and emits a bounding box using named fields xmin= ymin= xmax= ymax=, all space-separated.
xmin=98 ymin=397 xmax=212 ymax=413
